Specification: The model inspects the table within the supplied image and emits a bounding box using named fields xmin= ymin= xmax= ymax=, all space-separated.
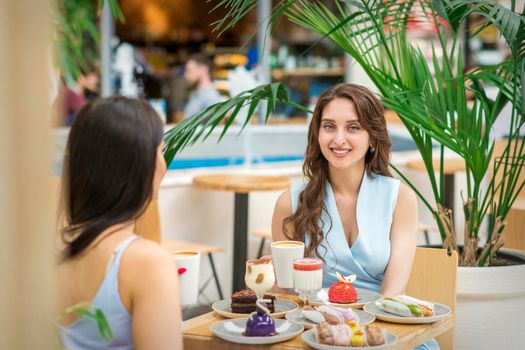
xmin=193 ymin=174 xmax=290 ymax=292
xmin=406 ymin=158 xmax=466 ymax=224
xmin=182 ymin=294 xmax=454 ymax=349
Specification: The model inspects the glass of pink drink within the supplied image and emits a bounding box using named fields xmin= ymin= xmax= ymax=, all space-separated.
xmin=293 ymin=257 xmax=323 ymax=306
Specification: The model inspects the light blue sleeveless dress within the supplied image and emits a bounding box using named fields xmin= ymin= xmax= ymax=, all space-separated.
xmin=60 ymin=235 xmax=140 ymax=349
xmin=290 ymin=172 xmax=439 ymax=350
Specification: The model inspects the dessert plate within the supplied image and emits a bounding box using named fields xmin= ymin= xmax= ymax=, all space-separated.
xmin=309 ymin=288 xmax=382 ymax=309
xmin=211 ymin=318 xmax=304 ymax=345
xmin=363 ymin=301 xmax=452 ymax=324
xmin=212 ymin=298 xmax=299 ymax=319
xmin=301 ymin=328 xmax=397 ymax=349
xmin=285 ymin=308 xmax=375 ymax=329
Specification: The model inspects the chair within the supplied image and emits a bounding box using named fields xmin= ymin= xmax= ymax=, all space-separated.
xmin=504 ymin=202 xmax=525 ymax=251
xmin=252 ymin=229 xmax=273 ymax=258
xmin=161 ymin=239 xmax=224 ymax=300
xmin=135 ymin=201 xmax=225 ymax=300
xmin=417 ymin=224 xmax=437 ymax=246
xmin=134 ymin=200 xmax=162 ymax=243
xmin=492 ymin=139 xmax=525 ymax=251
xmin=406 ymin=247 xmax=458 ymax=350
xmin=492 ymin=139 xmax=525 ymax=200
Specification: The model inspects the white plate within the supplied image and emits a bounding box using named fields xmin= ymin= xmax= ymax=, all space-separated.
xmin=212 ymin=298 xmax=299 ymax=319
xmin=301 ymin=328 xmax=397 ymax=349
xmin=309 ymin=288 xmax=382 ymax=309
xmin=211 ymin=318 xmax=304 ymax=345
xmin=363 ymin=300 xmax=452 ymax=324
xmin=285 ymin=308 xmax=376 ymax=329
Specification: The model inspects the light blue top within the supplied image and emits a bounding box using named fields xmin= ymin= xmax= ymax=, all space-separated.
xmin=290 ymin=171 xmax=400 ymax=292
xmin=60 ymin=235 xmax=140 ymax=350
xmin=290 ymin=172 xmax=440 ymax=350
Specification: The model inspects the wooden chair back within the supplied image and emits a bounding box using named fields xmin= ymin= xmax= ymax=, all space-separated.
xmin=491 ymin=139 xmax=525 ymax=250
xmin=135 ymin=200 xmax=162 ymax=243
xmin=504 ymin=201 xmax=525 ymax=250
xmin=406 ymin=247 xmax=458 ymax=350
xmin=492 ymin=139 xmax=525 ymax=200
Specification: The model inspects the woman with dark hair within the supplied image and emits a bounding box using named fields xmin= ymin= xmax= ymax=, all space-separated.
xmin=272 ymin=84 xmax=438 ymax=349
xmin=273 ymin=82 xmax=419 ymax=295
xmin=56 ymin=97 xmax=183 ymax=349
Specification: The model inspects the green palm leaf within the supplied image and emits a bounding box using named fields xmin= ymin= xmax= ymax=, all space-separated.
xmin=163 ymin=83 xmax=310 ymax=165
xmin=55 ymin=0 xmax=123 ymax=86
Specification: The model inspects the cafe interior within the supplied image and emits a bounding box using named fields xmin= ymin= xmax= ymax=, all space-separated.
xmin=2 ymin=0 xmax=525 ymax=349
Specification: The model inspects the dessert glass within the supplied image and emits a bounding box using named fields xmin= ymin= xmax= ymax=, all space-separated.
xmin=244 ymin=258 xmax=275 ymax=299
xmin=293 ymin=257 xmax=323 ymax=307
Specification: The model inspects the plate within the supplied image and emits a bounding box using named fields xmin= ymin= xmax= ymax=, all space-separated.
xmin=301 ymin=328 xmax=397 ymax=349
xmin=212 ymin=298 xmax=299 ymax=319
xmin=285 ymin=308 xmax=376 ymax=329
xmin=363 ymin=300 xmax=452 ymax=324
xmin=309 ymin=288 xmax=382 ymax=309
xmin=211 ymin=318 xmax=304 ymax=345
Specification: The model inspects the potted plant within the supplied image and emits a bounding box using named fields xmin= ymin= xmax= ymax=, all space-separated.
xmin=163 ymin=1 xmax=524 ymax=347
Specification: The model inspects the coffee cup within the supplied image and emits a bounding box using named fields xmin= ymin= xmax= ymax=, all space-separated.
xmin=271 ymin=240 xmax=305 ymax=288
xmin=173 ymin=250 xmax=201 ymax=306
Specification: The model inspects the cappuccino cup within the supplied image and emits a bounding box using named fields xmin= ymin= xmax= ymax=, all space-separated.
xmin=173 ymin=250 xmax=201 ymax=306
xmin=271 ymin=240 xmax=305 ymax=288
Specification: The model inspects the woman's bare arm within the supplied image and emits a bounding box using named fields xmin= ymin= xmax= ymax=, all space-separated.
xmin=127 ymin=241 xmax=183 ymax=350
xmin=380 ymin=183 xmax=419 ymax=297
xmin=271 ymin=190 xmax=294 ymax=242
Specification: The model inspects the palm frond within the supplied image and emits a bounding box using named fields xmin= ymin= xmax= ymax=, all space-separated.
xmin=55 ymin=0 xmax=124 ymax=86
xmin=447 ymin=0 xmax=525 ymax=55
xmin=163 ymin=83 xmax=310 ymax=165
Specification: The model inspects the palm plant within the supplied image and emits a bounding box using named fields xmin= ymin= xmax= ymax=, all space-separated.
xmin=54 ymin=0 xmax=123 ymax=86
xmin=163 ymin=0 xmax=524 ymax=267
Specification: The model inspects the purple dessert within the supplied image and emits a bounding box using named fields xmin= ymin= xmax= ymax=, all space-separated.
xmin=244 ymin=299 xmax=277 ymax=337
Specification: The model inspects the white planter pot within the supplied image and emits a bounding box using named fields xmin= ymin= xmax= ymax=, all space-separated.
xmin=456 ymin=249 xmax=525 ymax=349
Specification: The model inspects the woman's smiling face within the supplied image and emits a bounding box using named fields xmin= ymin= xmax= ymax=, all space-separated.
xmin=318 ymin=97 xmax=371 ymax=170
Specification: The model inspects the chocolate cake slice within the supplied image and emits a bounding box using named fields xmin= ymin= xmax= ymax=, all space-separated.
xmin=231 ymin=289 xmax=276 ymax=314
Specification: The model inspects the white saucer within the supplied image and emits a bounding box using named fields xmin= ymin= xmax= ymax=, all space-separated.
xmin=211 ymin=318 xmax=304 ymax=345
xmin=309 ymin=288 xmax=382 ymax=309
xmin=301 ymin=328 xmax=397 ymax=349
xmin=212 ymin=298 xmax=299 ymax=319
xmin=363 ymin=300 xmax=452 ymax=324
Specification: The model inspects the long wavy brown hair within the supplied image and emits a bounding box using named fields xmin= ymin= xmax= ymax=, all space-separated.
xmin=283 ymin=83 xmax=393 ymax=258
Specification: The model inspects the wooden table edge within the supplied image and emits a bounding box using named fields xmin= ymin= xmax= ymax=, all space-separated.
xmin=388 ymin=314 xmax=455 ymax=350
xmin=192 ymin=174 xmax=291 ymax=193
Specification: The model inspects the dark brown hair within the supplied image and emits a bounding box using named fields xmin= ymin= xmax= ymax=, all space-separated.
xmin=60 ymin=97 xmax=163 ymax=259
xmin=283 ymin=83 xmax=392 ymax=258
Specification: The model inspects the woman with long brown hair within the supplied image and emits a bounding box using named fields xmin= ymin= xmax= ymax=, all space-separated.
xmin=56 ymin=97 xmax=183 ymax=349
xmin=272 ymin=83 xmax=419 ymax=298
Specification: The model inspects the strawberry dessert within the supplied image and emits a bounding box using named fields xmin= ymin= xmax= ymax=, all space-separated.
xmin=328 ymin=272 xmax=358 ymax=304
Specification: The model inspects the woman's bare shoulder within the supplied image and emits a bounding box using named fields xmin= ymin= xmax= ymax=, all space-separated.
xmin=394 ymin=182 xmax=418 ymax=217
xmin=275 ymin=190 xmax=292 ymax=214
xmin=124 ymin=238 xmax=173 ymax=269
xmin=397 ymin=182 xmax=417 ymax=204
